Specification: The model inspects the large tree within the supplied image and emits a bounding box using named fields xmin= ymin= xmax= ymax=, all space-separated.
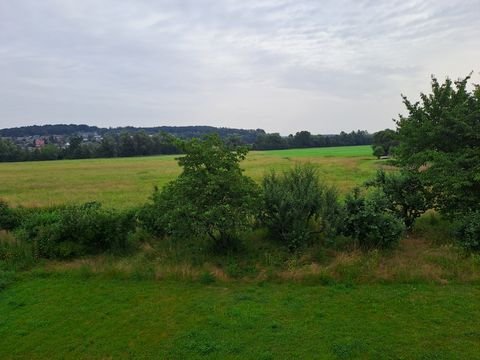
xmin=146 ymin=134 xmax=259 ymax=251
xmin=395 ymin=75 xmax=480 ymax=215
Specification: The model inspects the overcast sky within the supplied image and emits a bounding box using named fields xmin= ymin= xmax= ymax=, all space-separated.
xmin=1 ymin=0 xmax=479 ymax=134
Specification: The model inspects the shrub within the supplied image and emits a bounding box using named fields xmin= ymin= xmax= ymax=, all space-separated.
xmin=455 ymin=211 xmax=480 ymax=252
xmin=137 ymin=187 xmax=166 ymax=237
xmin=0 ymin=200 xmax=19 ymax=231
xmin=15 ymin=202 xmax=136 ymax=259
xmin=261 ymin=164 xmax=342 ymax=251
xmin=142 ymin=135 xmax=260 ymax=252
xmin=366 ymin=169 xmax=432 ymax=229
xmin=342 ymin=189 xmax=405 ymax=250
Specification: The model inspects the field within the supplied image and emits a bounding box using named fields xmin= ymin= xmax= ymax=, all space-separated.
xmin=2 ymin=145 xmax=480 ymax=359
xmin=0 ymin=145 xmax=375 ymax=208
xmin=1 ymin=276 xmax=480 ymax=359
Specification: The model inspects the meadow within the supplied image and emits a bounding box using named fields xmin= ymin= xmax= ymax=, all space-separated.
xmin=1 ymin=276 xmax=480 ymax=359
xmin=0 ymin=145 xmax=375 ymax=208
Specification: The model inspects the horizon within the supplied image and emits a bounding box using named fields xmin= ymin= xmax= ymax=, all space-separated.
xmin=1 ymin=1 xmax=479 ymax=133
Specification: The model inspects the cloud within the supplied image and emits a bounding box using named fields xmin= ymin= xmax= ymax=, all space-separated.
xmin=0 ymin=0 xmax=479 ymax=133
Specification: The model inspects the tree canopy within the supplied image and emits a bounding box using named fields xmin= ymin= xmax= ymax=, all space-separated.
xmin=145 ymin=134 xmax=259 ymax=251
xmin=395 ymin=75 xmax=480 ymax=215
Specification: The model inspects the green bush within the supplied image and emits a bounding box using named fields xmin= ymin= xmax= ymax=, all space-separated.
xmin=366 ymin=169 xmax=432 ymax=229
xmin=261 ymin=164 xmax=342 ymax=251
xmin=15 ymin=202 xmax=136 ymax=259
xmin=342 ymin=189 xmax=405 ymax=249
xmin=0 ymin=200 xmax=20 ymax=231
xmin=137 ymin=188 xmax=166 ymax=238
xmin=455 ymin=211 xmax=480 ymax=252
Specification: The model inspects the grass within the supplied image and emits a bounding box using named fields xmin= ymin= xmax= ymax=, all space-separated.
xmin=1 ymin=276 xmax=479 ymax=359
xmin=0 ymin=145 xmax=378 ymax=208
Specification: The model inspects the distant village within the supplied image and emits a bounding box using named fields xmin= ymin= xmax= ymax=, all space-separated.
xmin=9 ymin=132 xmax=103 ymax=151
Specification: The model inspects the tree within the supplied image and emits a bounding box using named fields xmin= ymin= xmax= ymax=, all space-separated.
xmin=373 ymin=146 xmax=385 ymax=159
xmin=372 ymin=129 xmax=397 ymax=156
xmin=0 ymin=138 xmax=24 ymax=162
xmin=395 ymin=74 xmax=480 ymax=215
xmin=292 ymin=131 xmax=313 ymax=148
xmin=145 ymin=134 xmax=259 ymax=251
xmin=118 ymin=133 xmax=136 ymax=157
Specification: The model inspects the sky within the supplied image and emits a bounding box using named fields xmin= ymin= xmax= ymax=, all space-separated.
xmin=1 ymin=0 xmax=479 ymax=135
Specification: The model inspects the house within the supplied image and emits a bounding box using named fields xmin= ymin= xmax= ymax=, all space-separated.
xmin=34 ymin=138 xmax=45 ymax=148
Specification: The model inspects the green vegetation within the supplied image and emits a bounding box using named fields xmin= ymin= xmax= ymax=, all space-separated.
xmin=13 ymin=202 xmax=135 ymax=259
xmin=141 ymin=135 xmax=259 ymax=251
xmin=395 ymin=75 xmax=480 ymax=216
xmin=261 ymin=165 xmax=341 ymax=251
xmin=0 ymin=145 xmax=375 ymax=208
xmin=342 ymin=189 xmax=405 ymax=249
xmin=1 ymin=277 xmax=479 ymax=359
xmin=366 ymin=169 xmax=432 ymax=229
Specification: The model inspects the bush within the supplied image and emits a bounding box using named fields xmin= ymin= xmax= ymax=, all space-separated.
xmin=366 ymin=169 xmax=432 ymax=229
xmin=0 ymin=200 xmax=20 ymax=231
xmin=342 ymin=189 xmax=405 ymax=249
xmin=261 ymin=165 xmax=342 ymax=251
xmin=456 ymin=211 xmax=480 ymax=252
xmin=15 ymin=202 xmax=136 ymax=259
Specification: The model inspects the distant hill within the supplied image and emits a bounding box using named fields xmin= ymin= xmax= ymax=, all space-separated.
xmin=0 ymin=124 xmax=266 ymax=143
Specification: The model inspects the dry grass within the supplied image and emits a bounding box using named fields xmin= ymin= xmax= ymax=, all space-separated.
xmin=39 ymin=236 xmax=480 ymax=285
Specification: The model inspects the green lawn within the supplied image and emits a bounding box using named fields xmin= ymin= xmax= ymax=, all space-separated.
xmin=0 ymin=276 xmax=479 ymax=359
xmin=0 ymin=145 xmax=378 ymax=208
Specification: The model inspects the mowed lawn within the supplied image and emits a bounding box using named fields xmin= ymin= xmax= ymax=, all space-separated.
xmin=1 ymin=277 xmax=479 ymax=359
xmin=0 ymin=145 xmax=377 ymax=208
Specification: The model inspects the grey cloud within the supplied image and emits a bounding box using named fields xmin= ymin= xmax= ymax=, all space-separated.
xmin=0 ymin=0 xmax=479 ymax=133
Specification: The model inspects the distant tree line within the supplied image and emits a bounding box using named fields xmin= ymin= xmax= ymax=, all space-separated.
xmin=253 ymin=130 xmax=372 ymax=150
xmin=0 ymin=126 xmax=373 ymax=162
xmin=0 ymin=124 xmax=264 ymax=142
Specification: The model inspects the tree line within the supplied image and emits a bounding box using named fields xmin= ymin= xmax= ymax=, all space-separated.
xmin=0 ymin=129 xmax=373 ymax=162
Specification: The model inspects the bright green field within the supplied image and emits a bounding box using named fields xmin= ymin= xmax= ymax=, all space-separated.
xmin=0 ymin=145 xmax=377 ymax=208
xmin=1 ymin=277 xmax=479 ymax=359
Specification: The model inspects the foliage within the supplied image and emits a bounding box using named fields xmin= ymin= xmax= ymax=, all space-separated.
xmin=366 ymin=169 xmax=432 ymax=229
xmin=0 ymin=200 xmax=20 ymax=231
xmin=144 ymin=134 xmax=259 ymax=252
xmin=394 ymin=75 xmax=480 ymax=216
xmin=342 ymin=189 xmax=405 ymax=249
xmin=15 ymin=203 xmax=136 ymax=259
xmin=254 ymin=130 xmax=372 ymax=151
xmin=372 ymin=129 xmax=398 ymax=157
xmin=455 ymin=211 xmax=480 ymax=252
xmin=372 ymin=146 xmax=385 ymax=159
xmin=261 ymin=165 xmax=342 ymax=251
